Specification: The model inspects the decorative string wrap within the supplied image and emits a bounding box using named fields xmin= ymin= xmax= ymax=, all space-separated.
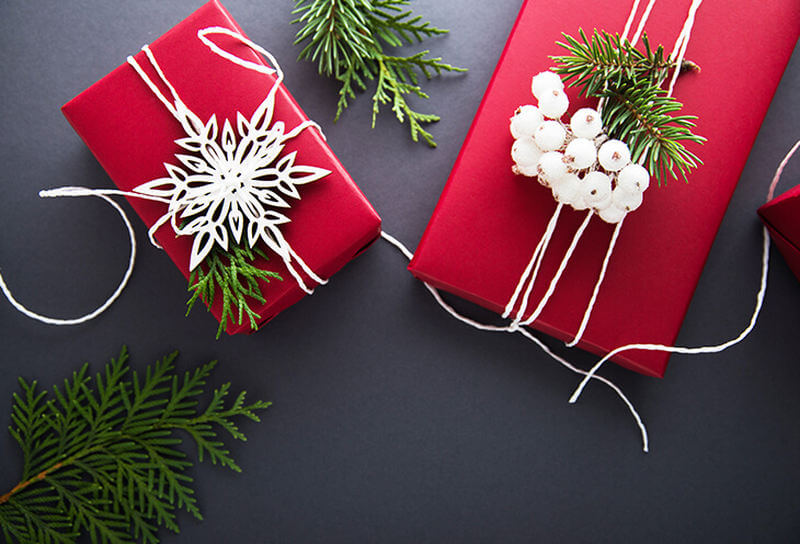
xmin=507 ymin=0 xmax=703 ymax=346
xmin=382 ymin=137 xmax=798 ymax=453
xmin=0 ymin=27 xmax=331 ymax=327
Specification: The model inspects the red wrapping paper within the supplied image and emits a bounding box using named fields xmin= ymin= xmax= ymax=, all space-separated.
xmin=759 ymin=184 xmax=800 ymax=283
xmin=409 ymin=0 xmax=800 ymax=377
xmin=62 ymin=1 xmax=381 ymax=334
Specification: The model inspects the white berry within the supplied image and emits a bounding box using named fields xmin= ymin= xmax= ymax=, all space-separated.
xmin=581 ymin=172 xmax=612 ymax=205
xmin=564 ymin=138 xmax=597 ymax=170
xmin=537 ymin=151 xmax=567 ymax=184
xmin=597 ymin=139 xmax=631 ymax=171
xmin=571 ymin=196 xmax=589 ymax=211
xmin=511 ymin=137 xmax=542 ymax=167
xmin=538 ymin=88 xmax=569 ymax=119
xmin=570 ymin=108 xmax=603 ymax=139
xmin=531 ymin=71 xmax=564 ymax=101
xmin=552 ymin=173 xmax=580 ymax=204
xmin=598 ymin=205 xmax=627 ymax=224
xmin=592 ymin=192 xmax=614 ymax=211
xmin=510 ymin=105 xmax=544 ymax=139
xmin=534 ymin=121 xmax=566 ymax=151
xmin=513 ymin=162 xmax=539 ymax=177
xmin=612 ymin=185 xmax=644 ymax=211
xmin=617 ymin=163 xmax=650 ymax=193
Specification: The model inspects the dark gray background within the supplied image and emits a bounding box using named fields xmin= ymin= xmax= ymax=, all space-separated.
xmin=1 ymin=1 xmax=798 ymax=542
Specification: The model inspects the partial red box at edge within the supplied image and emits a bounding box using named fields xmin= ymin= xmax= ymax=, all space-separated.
xmin=62 ymin=1 xmax=382 ymax=334
xmin=759 ymin=184 xmax=800 ymax=283
xmin=409 ymin=0 xmax=800 ymax=377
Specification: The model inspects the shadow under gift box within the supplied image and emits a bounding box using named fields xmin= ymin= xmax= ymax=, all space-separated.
xmin=759 ymin=184 xmax=800 ymax=283
xmin=61 ymin=0 xmax=382 ymax=335
xmin=409 ymin=0 xmax=800 ymax=377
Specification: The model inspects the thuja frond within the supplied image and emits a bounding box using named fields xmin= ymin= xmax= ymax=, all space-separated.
xmin=292 ymin=0 xmax=466 ymax=147
xmin=187 ymin=242 xmax=282 ymax=339
xmin=552 ymin=28 xmax=705 ymax=185
xmin=0 ymin=347 xmax=269 ymax=544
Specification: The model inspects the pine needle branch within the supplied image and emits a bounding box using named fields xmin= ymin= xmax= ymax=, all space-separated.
xmin=293 ymin=0 xmax=466 ymax=147
xmin=0 ymin=347 xmax=270 ymax=544
xmin=551 ymin=28 xmax=705 ymax=185
xmin=187 ymin=242 xmax=282 ymax=339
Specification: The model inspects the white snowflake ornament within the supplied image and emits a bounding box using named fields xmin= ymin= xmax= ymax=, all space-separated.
xmin=117 ymin=26 xmax=336 ymax=298
xmin=135 ymin=111 xmax=330 ymax=272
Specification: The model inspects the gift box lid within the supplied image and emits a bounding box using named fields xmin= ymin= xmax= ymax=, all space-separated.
xmin=61 ymin=0 xmax=381 ymax=334
xmin=758 ymin=184 xmax=800 ymax=282
xmin=409 ymin=0 xmax=800 ymax=377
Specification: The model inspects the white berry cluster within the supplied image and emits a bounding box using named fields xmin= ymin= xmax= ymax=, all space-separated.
xmin=509 ymin=71 xmax=650 ymax=224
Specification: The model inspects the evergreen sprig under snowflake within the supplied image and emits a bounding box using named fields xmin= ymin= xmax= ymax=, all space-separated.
xmin=187 ymin=243 xmax=282 ymax=339
xmin=551 ymin=29 xmax=705 ymax=185
xmin=292 ymin=0 xmax=466 ymax=147
xmin=0 ymin=347 xmax=269 ymax=544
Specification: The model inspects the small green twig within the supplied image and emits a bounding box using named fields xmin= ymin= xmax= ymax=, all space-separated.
xmin=551 ymin=28 xmax=705 ymax=185
xmin=187 ymin=243 xmax=282 ymax=339
xmin=293 ymin=0 xmax=466 ymax=147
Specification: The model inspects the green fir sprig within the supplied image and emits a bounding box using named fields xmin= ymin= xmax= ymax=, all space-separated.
xmin=187 ymin=243 xmax=282 ymax=339
xmin=551 ymin=29 xmax=705 ymax=185
xmin=0 ymin=347 xmax=269 ymax=544
xmin=292 ymin=0 xmax=466 ymax=147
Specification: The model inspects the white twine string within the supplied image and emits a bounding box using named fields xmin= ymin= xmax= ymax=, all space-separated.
xmin=621 ymin=0 xmax=642 ymax=41
xmin=0 ymin=188 xmax=137 ymax=325
xmin=503 ymin=203 xmax=563 ymax=322
xmin=380 ymin=230 xmax=650 ymax=451
xmin=566 ymin=216 xmax=625 ymax=346
xmin=569 ymin=139 xmax=800 ymax=406
xmin=520 ymin=210 xmax=593 ymax=327
xmin=629 ymin=0 xmax=657 ymax=46
xmin=666 ymin=0 xmax=703 ymax=96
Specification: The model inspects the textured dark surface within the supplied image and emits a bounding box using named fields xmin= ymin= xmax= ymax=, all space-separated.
xmin=1 ymin=1 xmax=798 ymax=542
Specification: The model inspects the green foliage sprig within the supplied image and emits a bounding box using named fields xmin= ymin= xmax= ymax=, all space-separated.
xmin=0 ymin=347 xmax=269 ymax=544
xmin=187 ymin=243 xmax=282 ymax=339
xmin=292 ymin=0 xmax=466 ymax=147
xmin=551 ymin=29 xmax=705 ymax=185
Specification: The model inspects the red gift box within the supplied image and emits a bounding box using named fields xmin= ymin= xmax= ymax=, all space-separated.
xmin=759 ymin=184 xmax=800 ymax=282
xmin=409 ymin=0 xmax=800 ymax=377
xmin=61 ymin=0 xmax=381 ymax=334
